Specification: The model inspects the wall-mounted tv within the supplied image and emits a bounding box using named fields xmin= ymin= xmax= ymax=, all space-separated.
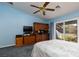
xmin=23 ymin=26 xmax=32 ymax=34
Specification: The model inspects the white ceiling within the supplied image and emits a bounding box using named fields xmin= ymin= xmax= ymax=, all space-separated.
xmin=9 ymin=2 xmax=79 ymax=19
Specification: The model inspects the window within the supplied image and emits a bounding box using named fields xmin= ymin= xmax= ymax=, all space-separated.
xmin=56 ymin=20 xmax=77 ymax=42
xmin=56 ymin=23 xmax=64 ymax=40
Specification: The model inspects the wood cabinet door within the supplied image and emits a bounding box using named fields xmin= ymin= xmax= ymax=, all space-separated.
xmin=42 ymin=34 xmax=48 ymax=41
xmin=34 ymin=23 xmax=42 ymax=31
xmin=28 ymin=36 xmax=35 ymax=45
xmin=24 ymin=36 xmax=29 ymax=45
xmin=16 ymin=37 xmax=23 ymax=47
xmin=34 ymin=23 xmax=38 ymax=31
xmin=45 ymin=24 xmax=49 ymax=30
xmin=36 ymin=34 xmax=42 ymax=42
xmin=42 ymin=24 xmax=49 ymax=30
xmin=24 ymin=35 xmax=35 ymax=45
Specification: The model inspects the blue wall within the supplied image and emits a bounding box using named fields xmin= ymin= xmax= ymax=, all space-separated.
xmin=0 ymin=3 xmax=48 ymax=48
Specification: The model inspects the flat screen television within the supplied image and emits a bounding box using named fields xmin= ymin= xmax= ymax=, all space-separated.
xmin=23 ymin=26 xmax=32 ymax=34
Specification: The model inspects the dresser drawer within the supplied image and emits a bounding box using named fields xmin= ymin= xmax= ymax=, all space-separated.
xmin=24 ymin=35 xmax=35 ymax=45
xmin=16 ymin=36 xmax=23 ymax=47
xmin=24 ymin=37 xmax=29 ymax=45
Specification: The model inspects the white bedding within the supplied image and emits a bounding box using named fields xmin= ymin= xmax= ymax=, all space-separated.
xmin=31 ymin=40 xmax=79 ymax=57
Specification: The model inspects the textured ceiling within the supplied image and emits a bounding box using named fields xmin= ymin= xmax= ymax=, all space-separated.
xmin=8 ymin=2 xmax=79 ymax=19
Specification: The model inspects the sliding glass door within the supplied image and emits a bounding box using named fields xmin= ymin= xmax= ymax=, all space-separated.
xmin=56 ymin=20 xmax=77 ymax=42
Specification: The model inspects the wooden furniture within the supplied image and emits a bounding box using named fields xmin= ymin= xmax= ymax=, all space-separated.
xmin=36 ymin=34 xmax=42 ymax=42
xmin=42 ymin=34 xmax=49 ymax=41
xmin=24 ymin=34 xmax=35 ymax=45
xmin=34 ymin=22 xmax=49 ymax=42
xmin=16 ymin=35 xmax=23 ymax=47
xmin=36 ymin=34 xmax=49 ymax=42
xmin=16 ymin=34 xmax=35 ymax=47
xmin=16 ymin=22 xmax=49 ymax=47
xmin=34 ymin=22 xmax=49 ymax=31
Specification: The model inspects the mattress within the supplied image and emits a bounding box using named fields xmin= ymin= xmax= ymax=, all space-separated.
xmin=31 ymin=39 xmax=79 ymax=57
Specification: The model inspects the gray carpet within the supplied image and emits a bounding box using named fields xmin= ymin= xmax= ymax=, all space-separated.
xmin=0 ymin=45 xmax=33 ymax=57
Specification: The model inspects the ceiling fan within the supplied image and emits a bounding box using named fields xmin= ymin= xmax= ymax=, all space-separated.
xmin=30 ymin=2 xmax=60 ymax=16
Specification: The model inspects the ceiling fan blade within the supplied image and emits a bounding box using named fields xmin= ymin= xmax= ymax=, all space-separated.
xmin=43 ymin=2 xmax=50 ymax=8
xmin=8 ymin=2 xmax=13 ymax=5
xmin=56 ymin=5 xmax=61 ymax=8
xmin=43 ymin=11 xmax=45 ymax=15
xmin=45 ymin=8 xmax=55 ymax=11
xmin=33 ymin=10 xmax=40 ymax=14
xmin=30 ymin=5 xmax=39 ymax=8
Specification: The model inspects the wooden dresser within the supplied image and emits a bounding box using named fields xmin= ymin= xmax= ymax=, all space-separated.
xmin=16 ymin=22 xmax=49 ymax=47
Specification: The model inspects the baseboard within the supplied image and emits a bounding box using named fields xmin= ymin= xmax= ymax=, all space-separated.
xmin=0 ymin=44 xmax=15 ymax=48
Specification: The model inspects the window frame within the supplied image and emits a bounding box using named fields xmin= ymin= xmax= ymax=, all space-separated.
xmin=54 ymin=17 xmax=79 ymax=42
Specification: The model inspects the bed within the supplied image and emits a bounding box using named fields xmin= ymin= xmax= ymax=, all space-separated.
xmin=31 ymin=39 xmax=79 ymax=57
